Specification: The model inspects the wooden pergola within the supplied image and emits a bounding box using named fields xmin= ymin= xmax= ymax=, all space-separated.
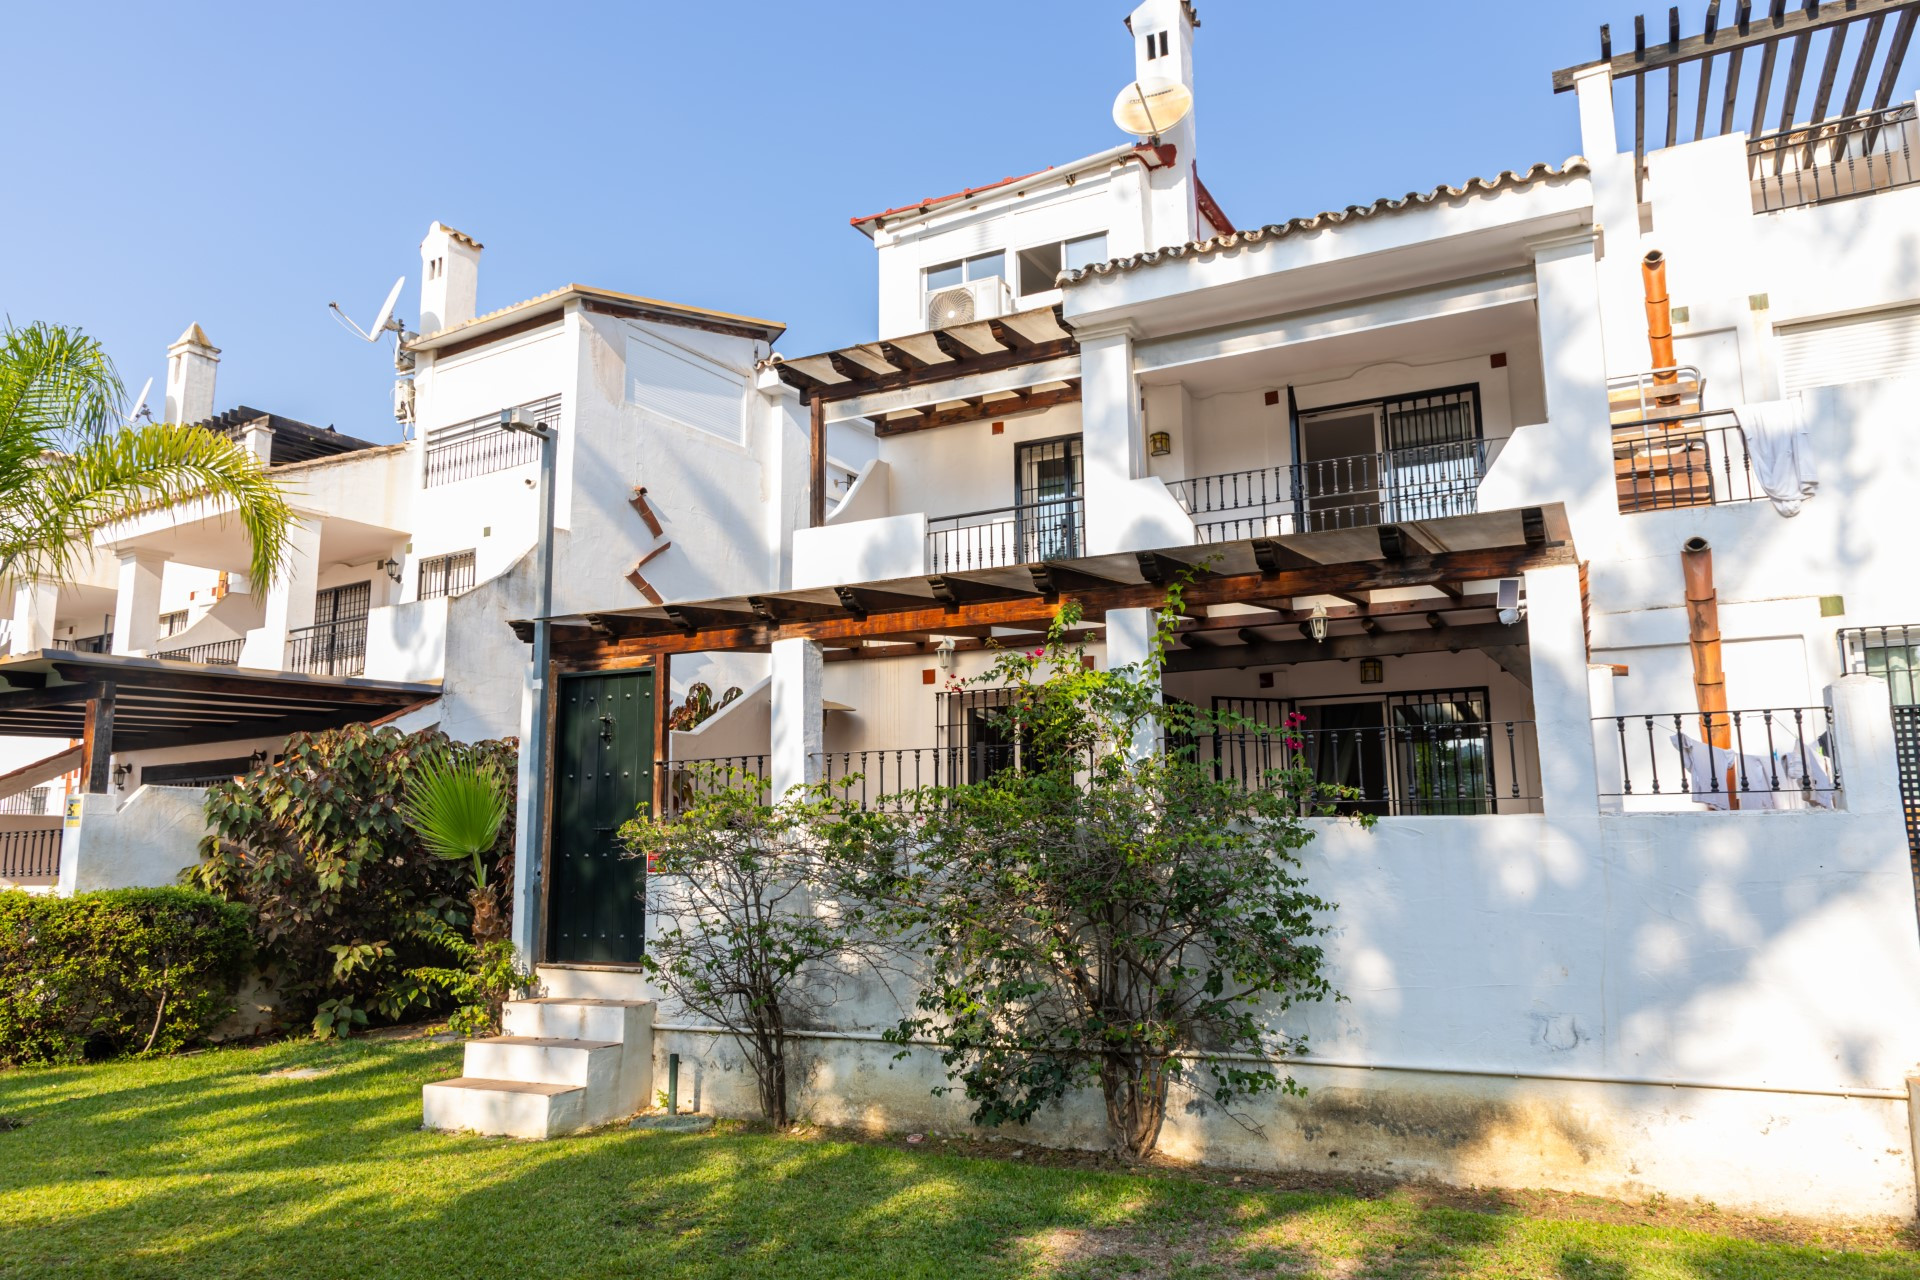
xmin=1552 ymin=0 xmax=1920 ymax=199
xmin=767 ymin=305 xmax=1080 ymax=528
xmin=524 ymin=504 xmax=1576 ymax=683
xmin=0 ymin=652 xmax=439 ymax=794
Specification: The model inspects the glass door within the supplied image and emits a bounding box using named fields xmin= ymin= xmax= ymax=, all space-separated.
xmin=1295 ymin=407 xmax=1385 ymax=531
xmin=1015 ymin=437 xmax=1083 ymax=561
xmin=1382 ymin=389 xmax=1483 ymax=522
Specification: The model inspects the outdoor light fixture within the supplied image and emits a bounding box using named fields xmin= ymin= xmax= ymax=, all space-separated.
xmin=111 ymin=762 xmax=130 ymax=791
xmin=1359 ymin=657 xmax=1384 ymax=685
xmin=249 ymin=749 xmax=268 ymax=771
xmin=378 ymin=557 xmax=403 ymax=584
xmin=1148 ymin=430 xmax=1171 ymax=457
xmin=1308 ymin=602 xmax=1330 ymax=643
xmin=935 ymin=637 xmax=957 ymax=672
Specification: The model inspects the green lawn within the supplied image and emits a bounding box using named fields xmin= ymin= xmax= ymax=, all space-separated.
xmin=0 ymin=1037 xmax=1914 ymax=1279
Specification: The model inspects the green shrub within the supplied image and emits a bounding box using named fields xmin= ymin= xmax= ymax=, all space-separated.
xmin=0 ymin=887 xmax=253 ymax=1065
xmin=188 ymin=723 xmax=517 ymax=1036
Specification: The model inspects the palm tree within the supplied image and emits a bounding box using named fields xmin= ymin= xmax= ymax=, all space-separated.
xmin=0 ymin=321 xmax=292 ymax=590
xmin=401 ymin=751 xmax=513 ymax=943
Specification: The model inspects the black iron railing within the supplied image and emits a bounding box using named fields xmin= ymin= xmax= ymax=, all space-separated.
xmin=1749 ymin=103 xmax=1919 ymax=213
xmin=0 ymin=787 xmax=50 ymax=816
xmin=418 ymin=549 xmax=477 ymax=600
xmin=51 ymin=634 xmax=111 ymax=654
xmin=1168 ymin=440 xmax=1485 ymax=542
xmin=1203 ymin=723 xmax=1540 ymax=815
xmin=1598 ymin=707 xmax=1841 ymax=806
xmin=1839 ymin=625 xmax=1920 ymax=705
xmin=422 ymin=394 xmax=560 ymax=488
xmin=657 ymin=756 xmax=770 ymax=818
xmin=154 ymin=638 xmax=244 ymax=666
xmin=926 ymin=499 xmax=1084 ymax=573
xmin=1612 ymin=410 xmax=1759 ymax=512
xmin=0 ymin=828 xmax=60 ymax=880
xmin=285 ymin=617 xmax=368 ymax=676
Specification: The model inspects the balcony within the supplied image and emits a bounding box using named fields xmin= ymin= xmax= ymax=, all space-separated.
xmin=1749 ymin=103 xmax=1919 ymax=214
xmin=1598 ymin=706 xmax=1841 ymax=811
xmin=153 ymin=638 xmax=244 ymax=666
xmin=285 ymin=617 xmax=368 ymax=677
xmin=1169 ymin=440 xmax=1486 ymax=543
xmin=926 ymin=498 xmax=1085 ymax=574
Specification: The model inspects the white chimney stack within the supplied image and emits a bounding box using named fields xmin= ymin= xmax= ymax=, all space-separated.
xmin=1125 ymin=0 xmax=1201 ymax=249
xmin=419 ymin=222 xmax=483 ymax=336
xmin=164 ymin=323 xmax=220 ymax=425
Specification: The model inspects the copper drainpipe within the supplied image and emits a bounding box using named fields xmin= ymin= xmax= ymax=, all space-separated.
xmin=1642 ymin=250 xmax=1680 ymax=406
xmin=1681 ymin=536 xmax=1738 ymax=807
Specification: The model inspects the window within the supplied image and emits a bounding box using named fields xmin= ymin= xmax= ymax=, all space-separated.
xmin=924 ymin=252 xmax=1005 ymax=292
xmin=158 ymin=610 xmax=188 ymax=638
xmin=1145 ymin=30 xmax=1168 ymax=59
xmin=418 ymin=550 xmax=477 ymax=600
xmin=1016 ymin=233 xmax=1108 ymax=295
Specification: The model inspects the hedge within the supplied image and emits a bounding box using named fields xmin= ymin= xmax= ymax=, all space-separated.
xmin=0 ymin=887 xmax=253 ymax=1065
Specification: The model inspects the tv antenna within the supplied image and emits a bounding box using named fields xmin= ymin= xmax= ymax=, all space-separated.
xmin=126 ymin=377 xmax=154 ymax=425
xmin=1111 ymin=76 xmax=1193 ymax=140
xmin=329 ymin=275 xmax=407 ymax=344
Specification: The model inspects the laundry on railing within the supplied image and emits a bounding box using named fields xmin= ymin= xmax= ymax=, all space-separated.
xmin=1734 ymin=397 xmax=1817 ymax=517
xmin=1668 ymin=732 xmax=1836 ymax=810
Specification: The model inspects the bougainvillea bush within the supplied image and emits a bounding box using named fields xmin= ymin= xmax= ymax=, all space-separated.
xmin=187 ymin=724 xmax=517 ymax=1036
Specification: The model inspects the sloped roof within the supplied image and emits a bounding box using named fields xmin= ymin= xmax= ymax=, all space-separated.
xmin=405 ymin=284 xmax=785 ymax=350
xmin=193 ymin=406 xmax=381 ymax=465
xmin=1060 ymin=158 xmax=1590 ymax=284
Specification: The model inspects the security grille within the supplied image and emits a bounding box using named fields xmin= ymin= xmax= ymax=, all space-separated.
xmin=1839 ymin=625 xmax=1920 ymax=901
xmin=423 ymin=394 xmax=559 ymax=487
xmin=418 ymin=549 xmax=477 ymax=599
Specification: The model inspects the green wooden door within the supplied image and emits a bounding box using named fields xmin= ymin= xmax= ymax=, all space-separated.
xmin=548 ymin=670 xmax=654 ymax=964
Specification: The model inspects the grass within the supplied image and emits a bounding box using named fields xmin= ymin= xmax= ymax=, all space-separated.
xmin=0 ymin=1037 xmax=1916 ymax=1279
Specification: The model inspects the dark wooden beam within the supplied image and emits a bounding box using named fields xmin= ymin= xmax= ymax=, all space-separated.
xmin=1029 ymin=563 xmax=1133 ymax=598
xmin=664 ymin=604 xmax=761 ymax=634
xmin=1807 ymin=14 xmax=1849 ymax=120
xmin=1775 ymin=29 xmax=1813 ymax=130
xmin=877 ymin=342 xmax=931 ymax=372
xmin=747 ymin=595 xmax=847 ymax=625
xmin=873 ymin=384 xmax=1080 ymax=438
xmin=47 ymin=664 xmax=422 ymax=708
xmin=986 ymin=319 xmax=1031 ymax=350
xmin=809 ymin=395 xmax=827 ymax=528
xmin=0 ymin=681 xmax=99 ymax=711
xmin=82 ymin=685 xmax=115 ymax=794
xmin=1841 ymin=12 xmax=1888 ymax=115
xmin=552 ymin=543 xmax=1574 ymax=664
xmin=805 ymin=337 xmax=1076 ymax=404
xmin=927 ymin=575 xmax=1035 ymax=607
xmin=835 ymin=585 xmax=939 ymax=617
xmin=1552 ymin=0 xmax=1913 ymax=91
xmin=1165 ymin=623 xmax=1523 ymax=675
xmin=1872 ymin=5 xmax=1919 ymax=108
xmin=1696 ymin=0 xmax=1722 ymax=138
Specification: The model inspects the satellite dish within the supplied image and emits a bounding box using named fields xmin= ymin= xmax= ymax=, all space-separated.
xmin=127 ymin=377 xmax=154 ymax=424
xmin=329 ymin=275 xmax=407 ymax=342
xmin=1112 ymin=77 xmax=1193 ymax=139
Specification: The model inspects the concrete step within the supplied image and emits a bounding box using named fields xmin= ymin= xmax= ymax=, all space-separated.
xmin=462 ymin=1035 xmax=621 ymax=1089
xmin=422 ymin=1077 xmax=588 ymax=1139
xmin=504 ymin=997 xmax=654 ymax=1047
xmin=536 ymin=964 xmax=655 ymax=1002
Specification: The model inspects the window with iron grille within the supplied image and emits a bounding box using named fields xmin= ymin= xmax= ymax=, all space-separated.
xmin=422 ymin=394 xmax=560 ymax=488
xmin=158 ymin=610 xmax=188 ymax=638
xmin=418 ymin=549 xmax=477 ymax=600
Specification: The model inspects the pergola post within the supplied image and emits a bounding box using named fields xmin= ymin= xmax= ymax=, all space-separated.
xmin=808 ymin=395 xmax=827 ymax=528
xmin=81 ymin=683 xmax=116 ymax=794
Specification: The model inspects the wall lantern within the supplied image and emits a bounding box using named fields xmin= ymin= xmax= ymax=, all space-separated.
xmin=1148 ymin=430 xmax=1172 ymax=457
xmin=1359 ymin=657 xmax=1384 ymax=685
xmin=248 ymin=749 xmax=268 ymax=771
xmin=1307 ymin=602 xmax=1330 ymax=643
xmin=111 ymin=762 xmax=131 ymax=791
xmin=378 ymin=557 xmax=404 ymax=585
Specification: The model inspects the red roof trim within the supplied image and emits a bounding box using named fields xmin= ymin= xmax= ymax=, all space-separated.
xmin=850 ymin=144 xmax=1177 ymax=231
xmin=1194 ymin=170 xmax=1235 ymax=236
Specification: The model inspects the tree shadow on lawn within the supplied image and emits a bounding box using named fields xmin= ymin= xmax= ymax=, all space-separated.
xmin=2 ymin=1043 xmax=1916 ymax=1280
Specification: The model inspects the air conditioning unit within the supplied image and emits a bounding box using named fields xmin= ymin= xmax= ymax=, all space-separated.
xmin=925 ymin=276 xmax=1012 ymax=329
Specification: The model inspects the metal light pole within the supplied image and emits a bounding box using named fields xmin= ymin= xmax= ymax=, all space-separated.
xmin=502 ymin=407 xmax=557 ymax=963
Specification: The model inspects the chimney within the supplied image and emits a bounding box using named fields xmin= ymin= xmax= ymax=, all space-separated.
xmin=419 ymin=222 xmax=483 ymax=335
xmin=164 ymin=323 xmax=220 ymax=425
xmin=1124 ymin=0 xmax=1200 ymax=250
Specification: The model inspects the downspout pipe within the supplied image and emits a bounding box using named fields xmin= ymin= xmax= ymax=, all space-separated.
xmin=1642 ymin=250 xmax=1680 ymax=405
xmin=1681 ymin=536 xmax=1739 ymax=807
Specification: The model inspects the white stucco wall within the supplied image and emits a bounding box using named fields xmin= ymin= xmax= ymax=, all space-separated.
xmin=56 ymin=786 xmax=208 ymax=895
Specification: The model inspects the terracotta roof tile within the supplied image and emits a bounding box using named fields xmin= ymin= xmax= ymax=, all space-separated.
xmin=1059 ymin=157 xmax=1589 ymax=285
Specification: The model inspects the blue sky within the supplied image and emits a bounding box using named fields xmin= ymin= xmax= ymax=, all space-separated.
xmin=2 ymin=1 xmax=1626 ymax=442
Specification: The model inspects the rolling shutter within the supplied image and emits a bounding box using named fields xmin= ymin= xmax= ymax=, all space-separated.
xmin=1777 ymin=305 xmax=1920 ymax=392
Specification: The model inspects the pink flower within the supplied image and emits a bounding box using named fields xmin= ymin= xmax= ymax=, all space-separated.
xmin=1030 ymin=649 xmax=1044 ymax=658
xmin=1285 ymin=737 xmax=1304 ymax=750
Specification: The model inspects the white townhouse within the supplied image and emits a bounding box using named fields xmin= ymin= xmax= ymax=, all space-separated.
xmin=0 ymin=222 xmax=804 ymax=895
xmin=442 ymin=0 xmax=1920 ymax=1224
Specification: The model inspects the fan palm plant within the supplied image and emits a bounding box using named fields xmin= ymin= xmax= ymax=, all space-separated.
xmin=401 ymin=751 xmax=512 ymax=943
xmin=0 ymin=321 xmax=292 ymax=590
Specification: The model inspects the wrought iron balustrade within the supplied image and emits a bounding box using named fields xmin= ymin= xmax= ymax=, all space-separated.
xmin=0 ymin=786 xmax=50 ymax=816
xmin=1598 ymin=706 xmax=1840 ymax=807
xmin=1167 ymin=439 xmax=1485 ymax=542
xmin=0 ymin=828 xmax=60 ymax=880
xmin=1612 ymin=410 xmax=1759 ymax=512
xmin=926 ymin=498 xmax=1084 ymax=573
xmin=153 ymin=638 xmax=244 ymax=666
xmin=657 ymin=756 xmax=770 ymax=819
xmin=1202 ymin=722 xmax=1540 ymax=815
xmin=422 ymin=394 xmax=560 ymax=488
xmin=285 ymin=617 xmax=368 ymax=676
xmin=1749 ymin=103 xmax=1919 ymax=213
xmin=50 ymin=634 xmax=111 ymax=654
